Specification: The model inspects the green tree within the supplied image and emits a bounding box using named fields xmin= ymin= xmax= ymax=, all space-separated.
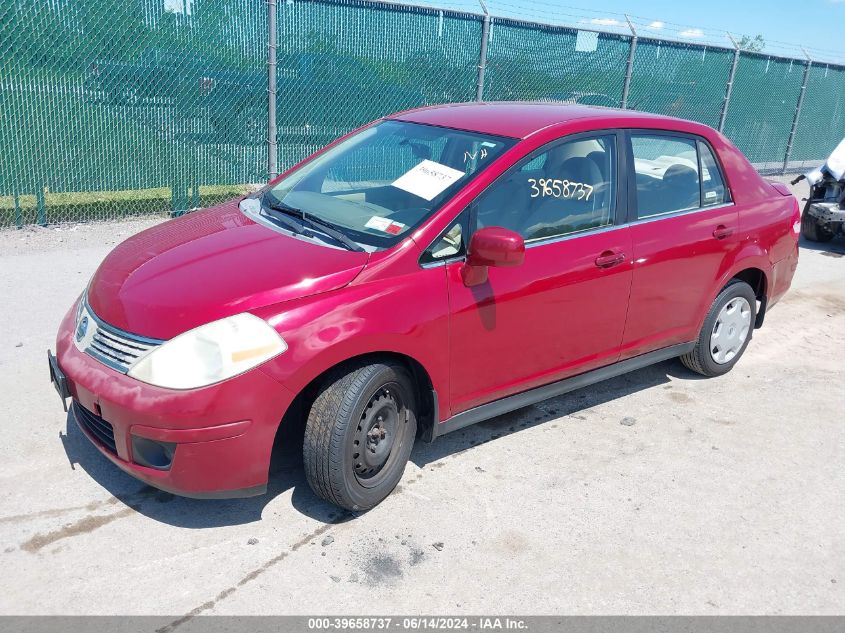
xmin=738 ymin=34 xmax=765 ymax=52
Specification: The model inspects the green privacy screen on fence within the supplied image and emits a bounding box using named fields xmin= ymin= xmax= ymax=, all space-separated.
xmin=276 ymin=0 xmax=482 ymax=169
xmin=482 ymin=20 xmax=629 ymax=105
xmin=791 ymin=64 xmax=845 ymax=164
xmin=723 ymin=54 xmax=805 ymax=166
xmin=0 ymin=0 xmax=267 ymax=226
xmin=2 ymin=0 xmax=845 ymax=227
xmin=628 ymin=40 xmax=734 ymax=130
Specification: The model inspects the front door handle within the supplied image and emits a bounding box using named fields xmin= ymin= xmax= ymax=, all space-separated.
xmin=595 ymin=250 xmax=625 ymax=268
xmin=713 ymin=225 xmax=734 ymax=240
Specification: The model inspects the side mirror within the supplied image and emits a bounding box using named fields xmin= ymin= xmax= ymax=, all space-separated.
xmin=462 ymin=227 xmax=525 ymax=287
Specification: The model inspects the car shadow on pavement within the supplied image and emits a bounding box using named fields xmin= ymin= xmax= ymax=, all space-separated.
xmin=60 ymin=410 xmax=350 ymax=528
xmin=410 ymin=358 xmax=699 ymax=467
xmin=60 ymin=358 xmax=698 ymax=527
xmin=799 ymin=235 xmax=845 ymax=256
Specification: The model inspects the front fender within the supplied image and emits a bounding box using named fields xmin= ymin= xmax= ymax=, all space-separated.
xmin=253 ymin=266 xmax=450 ymax=421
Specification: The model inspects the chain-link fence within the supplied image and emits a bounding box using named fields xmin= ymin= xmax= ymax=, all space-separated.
xmin=1 ymin=0 xmax=266 ymax=227
xmin=2 ymin=0 xmax=845 ymax=228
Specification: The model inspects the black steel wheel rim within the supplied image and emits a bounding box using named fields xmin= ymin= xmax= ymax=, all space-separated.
xmin=351 ymin=383 xmax=405 ymax=488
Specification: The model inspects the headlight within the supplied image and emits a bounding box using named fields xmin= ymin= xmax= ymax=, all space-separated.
xmin=127 ymin=313 xmax=287 ymax=389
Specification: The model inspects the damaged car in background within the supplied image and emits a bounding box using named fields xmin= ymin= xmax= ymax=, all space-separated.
xmin=794 ymin=137 xmax=845 ymax=242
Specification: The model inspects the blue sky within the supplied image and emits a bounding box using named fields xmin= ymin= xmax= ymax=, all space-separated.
xmin=405 ymin=0 xmax=845 ymax=62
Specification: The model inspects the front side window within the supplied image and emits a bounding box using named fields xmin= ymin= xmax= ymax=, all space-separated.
xmin=474 ymin=134 xmax=617 ymax=242
xmin=632 ymin=135 xmax=701 ymax=218
xmin=258 ymin=121 xmax=515 ymax=249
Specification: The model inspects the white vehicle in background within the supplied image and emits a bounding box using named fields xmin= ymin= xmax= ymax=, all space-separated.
xmin=793 ymin=137 xmax=845 ymax=242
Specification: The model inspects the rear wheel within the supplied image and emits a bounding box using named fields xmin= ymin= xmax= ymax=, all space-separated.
xmin=801 ymin=209 xmax=835 ymax=242
xmin=303 ymin=361 xmax=417 ymax=511
xmin=680 ymin=280 xmax=757 ymax=377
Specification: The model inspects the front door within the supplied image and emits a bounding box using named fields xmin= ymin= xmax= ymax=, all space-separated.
xmin=444 ymin=132 xmax=634 ymax=415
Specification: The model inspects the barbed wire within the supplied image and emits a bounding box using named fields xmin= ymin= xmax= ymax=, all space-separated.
xmin=386 ymin=0 xmax=845 ymax=64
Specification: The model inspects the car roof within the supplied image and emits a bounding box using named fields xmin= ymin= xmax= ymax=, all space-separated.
xmin=391 ymin=101 xmax=694 ymax=139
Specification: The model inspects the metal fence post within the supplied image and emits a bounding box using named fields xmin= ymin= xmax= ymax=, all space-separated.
xmin=719 ymin=33 xmax=741 ymax=133
xmin=190 ymin=152 xmax=200 ymax=209
xmin=621 ymin=15 xmax=637 ymax=109
xmin=476 ymin=0 xmax=490 ymax=102
xmin=267 ymin=0 xmax=279 ymax=179
xmin=782 ymin=49 xmax=813 ymax=173
xmin=171 ymin=146 xmax=188 ymax=217
xmin=13 ymin=191 xmax=22 ymax=229
xmin=36 ymin=185 xmax=46 ymax=227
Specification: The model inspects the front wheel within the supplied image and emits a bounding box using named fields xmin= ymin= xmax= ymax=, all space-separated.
xmin=303 ymin=361 xmax=417 ymax=511
xmin=680 ymin=280 xmax=757 ymax=377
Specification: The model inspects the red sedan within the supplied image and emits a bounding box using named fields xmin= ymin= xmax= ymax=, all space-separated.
xmin=49 ymin=102 xmax=800 ymax=511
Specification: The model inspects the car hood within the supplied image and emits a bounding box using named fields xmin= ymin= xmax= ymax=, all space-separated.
xmin=86 ymin=202 xmax=369 ymax=340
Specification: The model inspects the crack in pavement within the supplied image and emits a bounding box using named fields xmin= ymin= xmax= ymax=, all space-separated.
xmin=156 ymin=458 xmax=462 ymax=631
xmin=156 ymin=517 xmax=348 ymax=633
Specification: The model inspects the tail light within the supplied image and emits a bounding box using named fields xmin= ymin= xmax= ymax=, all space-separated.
xmin=790 ymin=197 xmax=801 ymax=239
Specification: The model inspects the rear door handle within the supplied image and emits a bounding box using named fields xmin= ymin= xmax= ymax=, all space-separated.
xmin=595 ymin=250 xmax=625 ymax=268
xmin=712 ymin=225 xmax=734 ymax=240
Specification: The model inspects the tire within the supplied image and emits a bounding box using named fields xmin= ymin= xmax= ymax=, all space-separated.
xmin=801 ymin=208 xmax=835 ymax=242
xmin=303 ymin=361 xmax=417 ymax=511
xmin=680 ymin=280 xmax=757 ymax=377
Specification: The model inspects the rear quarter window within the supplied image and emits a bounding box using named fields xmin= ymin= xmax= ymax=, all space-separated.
xmin=698 ymin=141 xmax=730 ymax=206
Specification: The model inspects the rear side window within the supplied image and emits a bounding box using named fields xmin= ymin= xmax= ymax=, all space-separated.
xmin=632 ymin=135 xmax=700 ymax=218
xmin=699 ymin=141 xmax=728 ymax=206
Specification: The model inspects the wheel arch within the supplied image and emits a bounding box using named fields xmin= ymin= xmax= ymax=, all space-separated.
xmin=705 ymin=247 xmax=772 ymax=332
xmin=730 ymin=267 xmax=769 ymax=328
xmin=272 ymin=350 xmax=438 ymax=451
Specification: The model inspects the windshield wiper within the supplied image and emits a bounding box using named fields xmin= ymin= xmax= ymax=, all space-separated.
xmin=262 ymin=197 xmax=364 ymax=252
xmin=258 ymin=204 xmax=306 ymax=234
xmin=298 ymin=211 xmax=365 ymax=252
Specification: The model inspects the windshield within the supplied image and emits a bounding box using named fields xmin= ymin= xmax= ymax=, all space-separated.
xmin=259 ymin=120 xmax=516 ymax=249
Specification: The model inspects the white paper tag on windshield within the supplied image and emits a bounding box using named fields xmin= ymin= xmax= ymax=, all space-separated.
xmin=391 ymin=160 xmax=465 ymax=201
xmin=365 ymin=216 xmax=406 ymax=235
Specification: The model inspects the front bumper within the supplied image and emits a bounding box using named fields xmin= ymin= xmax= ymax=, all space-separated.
xmin=55 ymin=303 xmax=296 ymax=498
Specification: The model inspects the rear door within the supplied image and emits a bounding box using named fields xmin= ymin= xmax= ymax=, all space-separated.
xmin=621 ymin=132 xmax=739 ymax=359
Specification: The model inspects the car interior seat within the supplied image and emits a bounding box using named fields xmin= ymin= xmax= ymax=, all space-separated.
xmin=586 ymin=150 xmax=608 ymax=179
xmin=660 ymin=164 xmax=700 ymax=212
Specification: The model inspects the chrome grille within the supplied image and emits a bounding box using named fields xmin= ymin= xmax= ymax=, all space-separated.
xmin=74 ymin=300 xmax=163 ymax=373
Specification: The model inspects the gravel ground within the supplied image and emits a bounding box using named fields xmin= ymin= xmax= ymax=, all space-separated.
xmin=1 ymin=177 xmax=843 ymax=618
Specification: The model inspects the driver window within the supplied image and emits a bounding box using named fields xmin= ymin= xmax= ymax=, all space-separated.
xmin=474 ymin=135 xmax=616 ymax=241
